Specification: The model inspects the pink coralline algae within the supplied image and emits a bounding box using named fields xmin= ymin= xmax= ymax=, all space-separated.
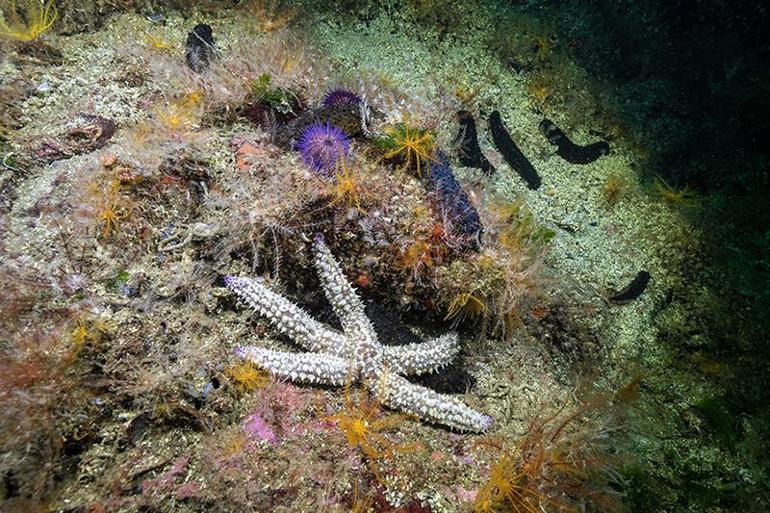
xmin=242 ymin=412 xmax=278 ymax=445
xmin=141 ymin=455 xmax=190 ymax=497
xmin=35 ymin=113 xmax=116 ymax=163
xmin=175 ymin=481 xmax=204 ymax=500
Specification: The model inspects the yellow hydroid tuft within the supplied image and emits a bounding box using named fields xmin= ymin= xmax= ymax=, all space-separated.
xmin=0 ymin=0 xmax=57 ymax=42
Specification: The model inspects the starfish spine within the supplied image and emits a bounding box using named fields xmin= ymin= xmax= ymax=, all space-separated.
xmin=226 ymin=235 xmax=492 ymax=432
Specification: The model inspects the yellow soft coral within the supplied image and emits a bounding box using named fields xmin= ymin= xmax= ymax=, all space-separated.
xmin=90 ymin=179 xmax=131 ymax=240
xmin=68 ymin=314 xmax=108 ymax=361
xmin=444 ymin=290 xmax=490 ymax=323
xmin=327 ymin=384 xmax=418 ymax=482
xmin=378 ymin=120 xmax=435 ymax=177
xmin=653 ymin=175 xmax=700 ymax=208
xmin=225 ymin=361 xmax=271 ymax=392
xmin=327 ymin=159 xmax=368 ymax=214
xmin=0 ymin=0 xmax=57 ymax=42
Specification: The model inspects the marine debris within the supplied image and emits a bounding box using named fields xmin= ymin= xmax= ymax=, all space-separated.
xmin=185 ymin=23 xmax=216 ymax=73
xmin=428 ymin=150 xmax=483 ymax=250
xmin=539 ymin=118 xmax=610 ymax=164
xmin=488 ymin=110 xmax=541 ymax=189
xmin=609 ymin=270 xmax=651 ymax=303
xmin=226 ymin=234 xmax=492 ymax=432
xmin=455 ymin=110 xmax=495 ymax=175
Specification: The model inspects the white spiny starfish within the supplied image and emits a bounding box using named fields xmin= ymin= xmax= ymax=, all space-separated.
xmin=225 ymin=234 xmax=492 ymax=432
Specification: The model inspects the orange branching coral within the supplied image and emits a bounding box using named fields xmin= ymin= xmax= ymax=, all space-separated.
xmin=326 ymin=159 xmax=368 ymax=214
xmin=0 ymin=316 xmax=85 ymax=494
xmin=474 ymin=404 xmax=623 ymax=513
xmin=225 ymin=360 xmax=271 ymax=392
xmin=0 ymin=0 xmax=57 ymax=42
xmin=395 ymin=220 xmax=449 ymax=281
xmin=653 ymin=175 xmax=700 ymax=208
xmin=327 ymin=384 xmax=418 ymax=481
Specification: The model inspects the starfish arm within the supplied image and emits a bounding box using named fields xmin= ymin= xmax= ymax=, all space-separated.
xmin=382 ymin=333 xmax=460 ymax=375
xmin=236 ymin=346 xmax=352 ymax=386
xmin=225 ymin=275 xmax=344 ymax=353
xmin=312 ymin=234 xmax=374 ymax=337
xmin=370 ymin=373 xmax=493 ymax=432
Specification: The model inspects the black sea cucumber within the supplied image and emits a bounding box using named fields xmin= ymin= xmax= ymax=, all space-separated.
xmin=609 ymin=271 xmax=651 ymax=303
xmin=428 ymin=151 xmax=483 ymax=250
xmin=185 ymin=24 xmax=216 ymax=73
xmin=539 ymin=119 xmax=610 ymax=164
xmin=488 ymin=110 xmax=541 ymax=189
xmin=455 ymin=110 xmax=495 ymax=175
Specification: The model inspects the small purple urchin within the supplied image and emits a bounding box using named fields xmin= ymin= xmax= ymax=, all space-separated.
xmin=321 ymin=88 xmax=361 ymax=108
xmin=297 ymin=122 xmax=350 ymax=177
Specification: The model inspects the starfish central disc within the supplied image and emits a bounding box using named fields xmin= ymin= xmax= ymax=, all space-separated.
xmin=226 ymin=235 xmax=492 ymax=432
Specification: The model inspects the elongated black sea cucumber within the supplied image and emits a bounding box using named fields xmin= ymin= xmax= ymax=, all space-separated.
xmin=609 ymin=271 xmax=651 ymax=303
xmin=455 ymin=110 xmax=495 ymax=175
xmin=488 ymin=111 xmax=541 ymax=189
xmin=539 ymin=119 xmax=610 ymax=164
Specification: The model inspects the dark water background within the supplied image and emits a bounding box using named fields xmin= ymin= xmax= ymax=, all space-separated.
xmin=505 ymin=1 xmax=770 ymax=510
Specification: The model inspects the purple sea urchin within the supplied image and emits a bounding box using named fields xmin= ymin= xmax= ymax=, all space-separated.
xmin=322 ymin=88 xmax=361 ymax=108
xmin=297 ymin=122 xmax=351 ymax=176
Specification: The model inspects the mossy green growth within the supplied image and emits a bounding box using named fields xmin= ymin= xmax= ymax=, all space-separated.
xmin=494 ymin=197 xmax=555 ymax=255
xmin=372 ymin=122 xmax=435 ymax=177
xmin=109 ymin=270 xmax=130 ymax=292
xmin=249 ymin=73 xmax=300 ymax=116
xmin=694 ymin=396 xmax=738 ymax=449
xmin=489 ymin=12 xmax=557 ymax=71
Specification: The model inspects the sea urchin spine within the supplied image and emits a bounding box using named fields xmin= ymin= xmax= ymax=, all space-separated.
xmin=297 ymin=122 xmax=351 ymax=177
xmin=322 ymin=88 xmax=361 ymax=108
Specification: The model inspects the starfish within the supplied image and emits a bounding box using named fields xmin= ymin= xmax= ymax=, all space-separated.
xmin=225 ymin=234 xmax=492 ymax=432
